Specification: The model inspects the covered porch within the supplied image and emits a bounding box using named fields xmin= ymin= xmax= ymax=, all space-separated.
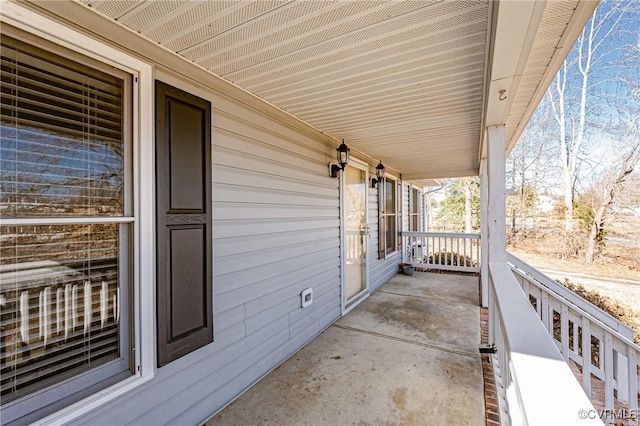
xmin=2 ymin=1 xmax=639 ymax=425
xmin=208 ymin=271 xmax=485 ymax=425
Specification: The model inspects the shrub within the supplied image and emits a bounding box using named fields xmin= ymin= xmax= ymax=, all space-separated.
xmin=427 ymin=251 xmax=477 ymax=268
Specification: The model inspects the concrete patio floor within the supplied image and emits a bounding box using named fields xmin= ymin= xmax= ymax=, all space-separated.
xmin=208 ymin=272 xmax=484 ymax=425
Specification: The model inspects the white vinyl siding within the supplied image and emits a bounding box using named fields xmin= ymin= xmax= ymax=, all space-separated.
xmin=70 ymin=71 xmax=343 ymax=425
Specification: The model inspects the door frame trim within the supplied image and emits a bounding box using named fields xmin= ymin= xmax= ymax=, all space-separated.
xmin=340 ymin=159 xmax=370 ymax=315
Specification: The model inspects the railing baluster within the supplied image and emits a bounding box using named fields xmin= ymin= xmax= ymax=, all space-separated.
xmin=43 ymin=287 xmax=51 ymax=345
xmin=604 ymin=332 xmax=614 ymax=412
xmin=561 ymin=304 xmax=569 ymax=361
xmin=20 ymin=291 xmax=29 ymax=343
xmin=64 ymin=284 xmax=72 ymax=339
xmin=582 ymin=316 xmax=592 ymax=396
xmin=114 ymin=286 xmax=120 ymax=323
xmin=541 ymin=291 xmax=550 ymax=332
xmin=39 ymin=290 xmax=45 ymax=340
xmin=464 ymin=237 xmax=468 ymax=267
xmin=615 ymin=345 xmax=628 ymax=403
xmin=56 ymin=288 xmax=63 ymax=335
xmin=84 ymin=281 xmax=92 ymax=335
xmin=101 ymin=281 xmax=108 ymax=328
xmin=627 ymin=347 xmax=638 ymax=413
xmin=71 ymin=284 xmax=78 ymax=329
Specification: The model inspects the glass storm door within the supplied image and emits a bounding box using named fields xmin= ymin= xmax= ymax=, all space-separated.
xmin=343 ymin=164 xmax=368 ymax=308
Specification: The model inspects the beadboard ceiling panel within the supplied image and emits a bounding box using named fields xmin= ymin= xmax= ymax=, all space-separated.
xmin=73 ymin=0 xmax=586 ymax=180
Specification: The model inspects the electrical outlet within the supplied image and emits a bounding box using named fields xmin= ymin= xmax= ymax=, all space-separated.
xmin=301 ymin=288 xmax=313 ymax=308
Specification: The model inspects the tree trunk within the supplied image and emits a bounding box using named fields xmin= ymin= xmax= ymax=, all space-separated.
xmin=564 ymin=171 xmax=574 ymax=231
xmin=584 ymin=206 xmax=605 ymax=263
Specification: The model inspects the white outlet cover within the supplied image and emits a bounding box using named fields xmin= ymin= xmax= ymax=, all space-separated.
xmin=301 ymin=288 xmax=313 ymax=308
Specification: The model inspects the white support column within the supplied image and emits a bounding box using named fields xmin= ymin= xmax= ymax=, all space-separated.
xmin=486 ymin=125 xmax=507 ymax=263
xmin=480 ymin=159 xmax=489 ymax=308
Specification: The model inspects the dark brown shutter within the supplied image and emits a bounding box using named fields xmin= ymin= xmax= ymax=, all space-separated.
xmin=155 ymin=81 xmax=212 ymax=367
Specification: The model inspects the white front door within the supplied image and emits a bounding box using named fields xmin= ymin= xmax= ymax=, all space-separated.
xmin=342 ymin=163 xmax=369 ymax=312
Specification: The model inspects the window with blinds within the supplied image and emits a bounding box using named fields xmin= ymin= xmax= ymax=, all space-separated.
xmin=384 ymin=178 xmax=397 ymax=254
xmin=0 ymin=31 xmax=133 ymax=423
xmin=410 ymin=188 xmax=420 ymax=231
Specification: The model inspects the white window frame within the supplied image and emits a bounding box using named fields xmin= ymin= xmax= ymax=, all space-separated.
xmin=383 ymin=174 xmax=399 ymax=255
xmin=1 ymin=3 xmax=155 ymax=424
xmin=409 ymin=185 xmax=422 ymax=232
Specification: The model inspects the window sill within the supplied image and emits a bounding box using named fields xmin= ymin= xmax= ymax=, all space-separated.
xmin=32 ymin=373 xmax=153 ymax=425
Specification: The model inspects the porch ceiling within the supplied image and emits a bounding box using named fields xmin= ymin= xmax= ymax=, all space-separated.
xmin=56 ymin=0 xmax=592 ymax=181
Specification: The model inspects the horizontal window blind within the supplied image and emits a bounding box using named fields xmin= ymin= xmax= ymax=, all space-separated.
xmin=0 ymin=35 xmax=125 ymax=218
xmin=410 ymin=188 xmax=419 ymax=231
xmin=0 ymin=31 xmax=132 ymax=419
xmin=384 ymin=179 xmax=397 ymax=254
xmin=0 ymin=224 xmax=123 ymax=401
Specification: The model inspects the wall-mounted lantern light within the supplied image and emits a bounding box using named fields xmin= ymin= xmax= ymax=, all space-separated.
xmin=329 ymin=139 xmax=351 ymax=178
xmin=371 ymin=161 xmax=385 ymax=188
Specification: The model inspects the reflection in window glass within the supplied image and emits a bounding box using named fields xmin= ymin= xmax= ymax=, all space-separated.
xmin=0 ymin=33 xmax=132 ymax=423
xmin=0 ymin=224 xmax=123 ymax=401
xmin=0 ymin=35 xmax=124 ymax=217
xmin=385 ymin=180 xmax=394 ymax=212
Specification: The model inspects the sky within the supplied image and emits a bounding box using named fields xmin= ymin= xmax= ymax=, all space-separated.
xmin=507 ymin=0 xmax=640 ymax=199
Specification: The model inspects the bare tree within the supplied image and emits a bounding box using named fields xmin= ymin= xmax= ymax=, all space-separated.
xmin=583 ymin=134 xmax=640 ymax=263
xmin=546 ymin=0 xmax=634 ymax=232
xmin=507 ymin=101 xmax=556 ymax=231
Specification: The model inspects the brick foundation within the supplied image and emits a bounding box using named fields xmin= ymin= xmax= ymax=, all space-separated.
xmin=481 ymin=308 xmax=500 ymax=425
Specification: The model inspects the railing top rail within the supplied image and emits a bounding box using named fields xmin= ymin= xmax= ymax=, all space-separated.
xmin=510 ymin=266 xmax=640 ymax=351
xmin=507 ymin=252 xmax=635 ymax=340
xmin=401 ymin=231 xmax=481 ymax=239
xmin=510 ymin=266 xmax=640 ymax=352
xmin=489 ymin=262 xmax=600 ymax=425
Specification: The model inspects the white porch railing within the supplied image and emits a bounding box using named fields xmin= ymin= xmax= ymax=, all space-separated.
xmin=506 ymin=253 xmax=639 ymax=419
xmin=401 ymin=231 xmax=481 ymax=273
xmin=488 ymin=261 xmax=601 ymax=425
